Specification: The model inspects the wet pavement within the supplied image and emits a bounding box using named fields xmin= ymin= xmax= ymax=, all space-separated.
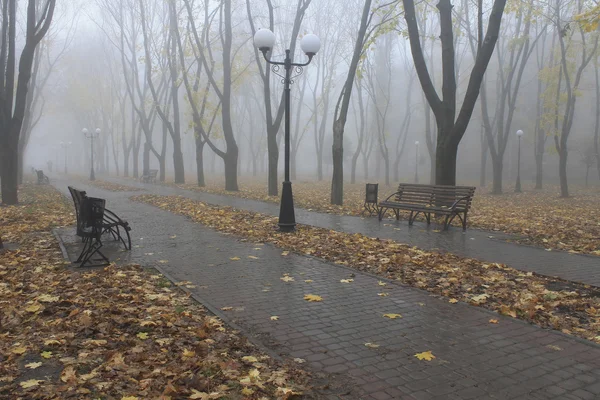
xmin=102 ymin=176 xmax=600 ymax=287
xmin=51 ymin=177 xmax=600 ymax=400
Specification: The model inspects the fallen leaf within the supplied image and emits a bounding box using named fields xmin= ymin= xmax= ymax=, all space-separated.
xmin=340 ymin=279 xmax=354 ymax=283
xmin=229 ymin=257 xmax=240 ymax=261
xmin=136 ymin=332 xmax=149 ymax=340
xmin=242 ymin=356 xmax=258 ymax=363
xmin=546 ymin=345 xmax=562 ymax=351
xmin=37 ymin=294 xmax=59 ymax=303
xmin=378 ymin=281 xmax=387 ymax=286
xmin=25 ymin=362 xmax=42 ymax=369
xmin=221 ymin=307 xmax=233 ymax=311
xmin=19 ymin=379 xmax=42 ymax=389
xmin=11 ymin=347 xmax=27 ymax=355
xmin=448 ymin=298 xmax=459 ymax=304
xmin=170 ymin=235 xmax=177 ymax=239
xmin=304 ymin=279 xmax=313 ymax=283
xmin=41 ymin=351 xmax=52 ymax=359
xmin=414 ymin=351 xmax=436 ymax=361
xmin=25 ymin=304 xmax=41 ymax=313
xmin=364 ymin=342 xmax=380 ymax=348
xmin=270 ymin=316 xmax=279 ymax=321
xmin=377 ymin=293 xmax=389 ymax=297
xmin=247 ymin=255 xmax=259 ymax=259
xmin=280 ymin=275 xmax=295 ymax=282
xmin=241 ymin=387 xmax=254 ymax=396
xmin=304 ymin=294 xmax=322 ymax=302
xmin=383 ymin=313 xmax=402 ymax=319
xmin=158 ymin=260 xmax=169 ymax=264
xmin=293 ymin=358 xmax=306 ymax=363
xmin=281 ymin=251 xmax=289 ymax=256
xmin=489 ymin=319 xmax=499 ymax=324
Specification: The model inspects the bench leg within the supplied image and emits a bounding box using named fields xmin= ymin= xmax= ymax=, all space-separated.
xmin=425 ymin=212 xmax=431 ymax=225
xmin=378 ymin=207 xmax=386 ymax=221
xmin=408 ymin=211 xmax=414 ymax=226
xmin=394 ymin=209 xmax=400 ymax=220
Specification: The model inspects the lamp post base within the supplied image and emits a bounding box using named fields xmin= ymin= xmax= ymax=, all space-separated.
xmin=90 ymin=168 xmax=95 ymax=181
xmin=515 ymin=176 xmax=521 ymax=193
xmin=278 ymin=181 xmax=296 ymax=232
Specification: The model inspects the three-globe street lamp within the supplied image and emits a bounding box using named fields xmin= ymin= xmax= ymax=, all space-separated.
xmin=60 ymin=141 xmax=72 ymax=174
xmin=414 ymin=141 xmax=420 ymax=184
xmin=254 ymin=29 xmax=320 ymax=232
xmin=83 ymin=128 xmax=101 ymax=181
xmin=515 ymin=129 xmax=524 ymax=193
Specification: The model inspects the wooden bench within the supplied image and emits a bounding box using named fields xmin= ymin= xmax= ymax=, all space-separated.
xmin=140 ymin=169 xmax=158 ymax=183
xmin=36 ymin=170 xmax=49 ymax=184
xmin=76 ymin=196 xmax=110 ymax=267
xmin=68 ymin=186 xmax=132 ymax=250
xmin=378 ymin=183 xmax=476 ymax=231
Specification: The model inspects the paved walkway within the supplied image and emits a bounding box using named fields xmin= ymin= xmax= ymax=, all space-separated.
xmin=102 ymin=176 xmax=600 ymax=287
xmin=53 ymin=177 xmax=600 ymax=400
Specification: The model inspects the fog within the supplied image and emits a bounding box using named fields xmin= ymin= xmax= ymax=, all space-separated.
xmin=13 ymin=0 xmax=600 ymax=198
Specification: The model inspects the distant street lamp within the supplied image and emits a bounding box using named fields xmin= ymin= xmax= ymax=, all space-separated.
xmin=60 ymin=141 xmax=72 ymax=174
xmin=254 ymin=29 xmax=320 ymax=232
xmin=515 ymin=129 xmax=524 ymax=193
xmin=414 ymin=141 xmax=420 ymax=184
xmin=83 ymin=128 xmax=101 ymax=181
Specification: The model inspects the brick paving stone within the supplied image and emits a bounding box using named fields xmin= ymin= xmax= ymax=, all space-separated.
xmin=52 ymin=178 xmax=600 ymax=399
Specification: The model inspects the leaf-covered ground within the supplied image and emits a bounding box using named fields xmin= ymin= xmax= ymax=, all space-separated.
xmin=88 ymin=179 xmax=143 ymax=192
xmin=133 ymin=194 xmax=600 ymax=344
xmin=0 ymin=185 xmax=307 ymax=399
xmin=171 ymin=179 xmax=600 ymax=255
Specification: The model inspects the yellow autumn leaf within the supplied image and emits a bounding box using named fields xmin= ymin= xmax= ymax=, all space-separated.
xmin=20 ymin=379 xmax=43 ymax=389
xmin=340 ymin=279 xmax=354 ymax=283
xmin=281 ymin=251 xmax=289 ymax=256
xmin=414 ymin=351 xmax=436 ymax=361
xmin=304 ymin=279 xmax=313 ymax=283
xmin=37 ymin=294 xmax=59 ymax=303
xmin=25 ymin=304 xmax=41 ymax=313
xmin=280 ymin=275 xmax=294 ymax=282
xmin=44 ymin=339 xmax=61 ymax=346
xmin=377 ymin=293 xmax=389 ymax=297
xmin=448 ymin=298 xmax=459 ymax=304
xmin=242 ymin=356 xmax=258 ymax=363
xmin=140 ymin=320 xmax=157 ymax=327
xmin=270 ymin=316 xmax=279 ymax=321
xmin=247 ymin=255 xmax=259 ymax=259
xmin=241 ymin=387 xmax=254 ymax=396
xmin=158 ymin=260 xmax=169 ymax=264
xmin=122 ymin=396 xmax=139 ymax=400
xmin=364 ymin=342 xmax=380 ymax=348
xmin=489 ymin=319 xmax=499 ymax=324
xmin=136 ymin=332 xmax=148 ymax=340
xmin=221 ymin=306 xmax=233 ymax=311
xmin=182 ymin=349 xmax=196 ymax=358
xmin=378 ymin=281 xmax=387 ymax=286
xmin=383 ymin=313 xmax=402 ymax=319
xmin=25 ymin=362 xmax=42 ymax=369
xmin=11 ymin=347 xmax=27 ymax=354
xmin=41 ymin=351 xmax=52 ymax=359
xmin=304 ymin=294 xmax=322 ymax=302
xmin=229 ymin=257 xmax=240 ymax=261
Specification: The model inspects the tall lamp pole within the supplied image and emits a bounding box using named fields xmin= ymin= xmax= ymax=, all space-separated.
xmin=83 ymin=128 xmax=101 ymax=181
xmin=60 ymin=141 xmax=72 ymax=174
xmin=254 ymin=29 xmax=320 ymax=232
xmin=515 ymin=129 xmax=523 ymax=192
xmin=414 ymin=141 xmax=419 ymax=184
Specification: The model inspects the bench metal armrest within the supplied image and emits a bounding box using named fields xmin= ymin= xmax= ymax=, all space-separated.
xmin=450 ymin=195 xmax=472 ymax=210
xmin=379 ymin=192 xmax=401 ymax=204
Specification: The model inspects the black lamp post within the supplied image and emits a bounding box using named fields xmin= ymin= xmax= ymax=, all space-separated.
xmin=254 ymin=29 xmax=320 ymax=232
xmin=60 ymin=141 xmax=72 ymax=174
xmin=515 ymin=129 xmax=523 ymax=193
xmin=414 ymin=140 xmax=419 ymax=184
xmin=83 ymin=128 xmax=101 ymax=181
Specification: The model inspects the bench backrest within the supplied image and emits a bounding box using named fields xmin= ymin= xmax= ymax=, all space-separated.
xmin=68 ymin=186 xmax=88 ymax=227
xmin=395 ymin=183 xmax=475 ymax=211
xmin=36 ymin=170 xmax=44 ymax=179
xmin=149 ymin=169 xmax=158 ymax=177
xmin=77 ymin=196 xmax=105 ymax=238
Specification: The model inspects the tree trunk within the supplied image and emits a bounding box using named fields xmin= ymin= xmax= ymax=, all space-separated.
xmin=224 ymin=148 xmax=239 ymax=191
xmin=585 ymin=164 xmax=590 ymax=187
xmin=195 ymin=137 xmax=205 ymax=187
xmin=479 ymin=129 xmax=488 ymax=187
xmin=173 ymin=139 xmax=185 ymax=183
xmin=535 ymin=150 xmax=543 ymax=190
xmin=331 ymin=120 xmax=344 ymax=204
xmin=267 ymin=126 xmax=278 ymax=195
xmin=491 ymin=157 xmax=503 ymax=194
xmin=435 ymin=133 xmax=458 ymax=186
xmin=559 ymin=148 xmax=568 ymax=197
xmin=0 ymin=134 xmax=19 ymax=204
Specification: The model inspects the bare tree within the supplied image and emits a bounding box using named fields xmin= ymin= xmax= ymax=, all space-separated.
xmin=402 ymin=0 xmax=507 ymax=187
xmin=0 ymin=0 xmax=56 ymax=204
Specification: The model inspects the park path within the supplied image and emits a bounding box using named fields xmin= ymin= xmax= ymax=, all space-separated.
xmin=103 ymin=176 xmax=600 ymax=287
xmin=52 ymin=177 xmax=600 ymax=400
